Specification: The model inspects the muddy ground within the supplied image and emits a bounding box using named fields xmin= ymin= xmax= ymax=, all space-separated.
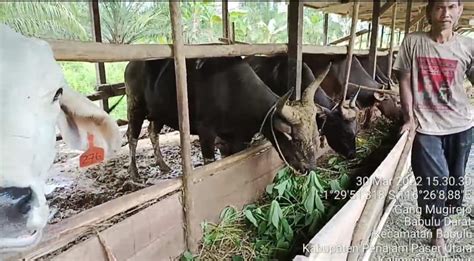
xmin=47 ymin=124 xmax=221 ymax=224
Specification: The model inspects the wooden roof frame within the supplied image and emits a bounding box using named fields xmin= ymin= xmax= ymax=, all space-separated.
xmin=305 ymin=1 xmax=474 ymax=32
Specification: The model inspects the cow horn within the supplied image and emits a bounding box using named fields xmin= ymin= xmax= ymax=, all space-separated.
xmin=350 ymin=86 xmax=361 ymax=108
xmin=276 ymin=88 xmax=300 ymax=125
xmin=302 ymin=62 xmax=331 ymax=105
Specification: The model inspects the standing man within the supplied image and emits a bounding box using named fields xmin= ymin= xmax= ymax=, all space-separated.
xmin=393 ymin=0 xmax=473 ymax=256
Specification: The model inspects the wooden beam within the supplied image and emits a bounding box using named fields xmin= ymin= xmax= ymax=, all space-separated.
xmin=379 ymin=0 xmax=396 ymax=16
xmin=89 ymin=0 xmax=108 ymax=111
xmin=287 ymin=0 xmax=304 ymax=100
xmin=341 ymin=0 xmax=360 ymax=101
xmin=169 ymin=1 xmax=196 ymax=253
xmin=329 ymin=29 xmax=369 ymax=45
xmin=366 ymin=23 xmax=371 ymax=48
xmin=379 ymin=25 xmax=385 ymax=48
xmin=47 ymin=41 xmax=288 ymax=62
xmin=323 ymin=13 xmax=329 ymax=45
xmin=87 ymin=84 xmax=125 ymax=101
xmin=302 ymin=45 xmax=394 ymax=56
xmin=368 ymin=0 xmax=381 ymax=79
xmin=409 ymin=11 xmax=425 ymax=30
xmin=404 ymin=0 xmax=413 ymax=34
xmin=17 ymin=180 xmax=181 ymax=260
xmin=388 ymin=2 xmax=398 ymax=80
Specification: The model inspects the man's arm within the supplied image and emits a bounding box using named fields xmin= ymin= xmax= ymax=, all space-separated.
xmin=397 ymin=70 xmax=415 ymax=133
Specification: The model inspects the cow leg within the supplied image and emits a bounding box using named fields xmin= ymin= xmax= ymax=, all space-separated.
xmin=127 ymin=105 xmax=146 ymax=181
xmin=148 ymin=121 xmax=171 ymax=173
xmin=198 ymin=127 xmax=216 ymax=164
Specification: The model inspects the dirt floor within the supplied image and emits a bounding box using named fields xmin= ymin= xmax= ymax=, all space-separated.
xmin=46 ymin=124 xmax=220 ymax=224
xmin=372 ymin=142 xmax=474 ymax=260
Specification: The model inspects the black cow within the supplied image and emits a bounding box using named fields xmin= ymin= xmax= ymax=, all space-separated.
xmin=303 ymin=54 xmax=401 ymax=124
xmin=244 ymin=55 xmax=359 ymax=159
xmin=124 ymin=57 xmax=330 ymax=179
xmin=356 ymin=55 xmax=396 ymax=87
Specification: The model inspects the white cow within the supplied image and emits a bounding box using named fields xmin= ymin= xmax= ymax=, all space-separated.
xmin=0 ymin=25 xmax=121 ymax=253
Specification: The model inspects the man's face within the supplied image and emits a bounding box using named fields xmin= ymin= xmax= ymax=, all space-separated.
xmin=428 ymin=1 xmax=463 ymax=30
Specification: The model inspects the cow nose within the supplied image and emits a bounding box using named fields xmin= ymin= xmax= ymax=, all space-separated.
xmin=0 ymin=187 xmax=33 ymax=220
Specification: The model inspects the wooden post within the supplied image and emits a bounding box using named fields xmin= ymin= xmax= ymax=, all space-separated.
xmin=89 ymin=0 xmax=108 ymax=112
xmin=366 ymin=23 xmax=371 ymax=48
xmin=368 ymin=0 xmax=381 ymax=79
xmin=287 ymin=0 xmax=304 ymax=100
xmin=341 ymin=0 xmax=360 ymax=102
xmin=222 ymin=0 xmax=231 ymax=43
xmin=169 ymin=1 xmax=197 ymax=253
xmin=323 ymin=13 xmax=329 ymax=46
xmin=388 ymin=2 xmax=397 ymax=80
xmin=404 ymin=0 xmax=413 ymax=35
xmin=379 ymin=25 xmax=385 ymax=48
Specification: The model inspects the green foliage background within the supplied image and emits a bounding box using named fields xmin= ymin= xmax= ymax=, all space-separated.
xmin=1 ymin=1 xmax=379 ymax=120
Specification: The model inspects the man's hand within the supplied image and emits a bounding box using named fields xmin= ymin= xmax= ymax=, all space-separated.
xmin=400 ymin=118 xmax=415 ymax=135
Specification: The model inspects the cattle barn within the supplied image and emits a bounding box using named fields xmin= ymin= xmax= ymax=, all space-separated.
xmin=2 ymin=1 xmax=473 ymax=260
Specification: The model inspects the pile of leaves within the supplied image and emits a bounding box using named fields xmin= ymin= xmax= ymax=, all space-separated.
xmin=183 ymin=119 xmax=396 ymax=260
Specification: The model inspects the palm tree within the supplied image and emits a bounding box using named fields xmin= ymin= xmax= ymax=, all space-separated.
xmin=0 ymin=2 xmax=90 ymax=41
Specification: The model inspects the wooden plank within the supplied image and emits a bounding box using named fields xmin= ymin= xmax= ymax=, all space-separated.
xmin=329 ymin=29 xmax=369 ymax=45
xmin=348 ymin=177 xmax=390 ymax=261
xmin=52 ymin=193 xmax=184 ymax=261
xmin=409 ymin=11 xmax=425 ymax=30
xmin=302 ymin=45 xmax=393 ymax=56
xmin=368 ymin=0 xmax=381 ymax=79
xmin=379 ymin=1 xmax=396 ymax=16
xmin=341 ymin=0 xmax=360 ymax=101
xmin=18 ymin=179 xmax=181 ymax=260
xmin=189 ymin=144 xmax=284 ymax=246
xmin=304 ymin=132 xmax=409 ymax=260
xmin=47 ymin=41 xmax=287 ymax=62
xmin=169 ymin=1 xmax=196 ymax=253
xmin=287 ymin=0 xmax=304 ymax=100
xmin=87 ymin=86 xmax=125 ymax=101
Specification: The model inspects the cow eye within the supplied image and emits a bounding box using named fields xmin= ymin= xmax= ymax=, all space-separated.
xmin=53 ymin=88 xmax=63 ymax=102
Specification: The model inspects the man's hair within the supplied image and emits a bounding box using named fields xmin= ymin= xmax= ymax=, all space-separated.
xmin=426 ymin=0 xmax=463 ymax=25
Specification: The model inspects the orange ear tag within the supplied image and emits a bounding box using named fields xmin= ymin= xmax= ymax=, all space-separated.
xmin=79 ymin=133 xmax=105 ymax=168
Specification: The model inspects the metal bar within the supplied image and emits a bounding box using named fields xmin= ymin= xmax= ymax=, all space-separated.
xmin=368 ymin=0 xmax=381 ymax=79
xmin=341 ymin=0 xmax=360 ymax=102
xmin=169 ymin=0 xmax=196 ymax=253
xmin=287 ymin=0 xmax=304 ymax=100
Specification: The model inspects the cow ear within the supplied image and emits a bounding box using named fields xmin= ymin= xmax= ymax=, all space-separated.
xmin=57 ymin=86 xmax=121 ymax=159
xmin=273 ymin=118 xmax=293 ymax=140
xmin=373 ymin=92 xmax=386 ymax=101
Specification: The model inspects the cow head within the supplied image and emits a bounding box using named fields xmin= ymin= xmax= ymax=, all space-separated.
xmin=374 ymin=92 xmax=402 ymax=123
xmin=269 ymin=65 xmax=331 ymax=174
xmin=319 ymin=88 xmax=360 ymax=159
xmin=0 ymin=26 xmax=121 ymax=253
